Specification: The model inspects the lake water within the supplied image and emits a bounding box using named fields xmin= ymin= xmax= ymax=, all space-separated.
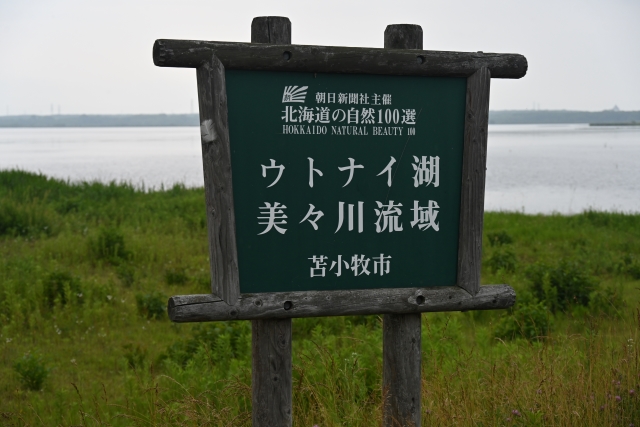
xmin=0 ymin=124 xmax=638 ymax=214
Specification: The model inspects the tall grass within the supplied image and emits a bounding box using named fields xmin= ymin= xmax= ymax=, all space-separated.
xmin=1 ymin=170 xmax=639 ymax=426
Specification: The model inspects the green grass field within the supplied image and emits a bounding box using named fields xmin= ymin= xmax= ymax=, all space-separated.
xmin=1 ymin=170 xmax=639 ymax=426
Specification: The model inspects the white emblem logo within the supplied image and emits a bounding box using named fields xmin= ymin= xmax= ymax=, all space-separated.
xmin=282 ymin=85 xmax=308 ymax=103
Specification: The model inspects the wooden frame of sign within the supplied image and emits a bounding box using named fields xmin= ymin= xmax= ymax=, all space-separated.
xmin=153 ymin=17 xmax=525 ymax=427
xmin=154 ymin=39 xmax=524 ymax=321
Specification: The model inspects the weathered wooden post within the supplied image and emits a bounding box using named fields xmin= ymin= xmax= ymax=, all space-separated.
xmin=250 ymin=16 xmax=293 ymax=427
xmin=382 ymin=24 xmax=424 ymax=427
xmin=154 ymin=16 xmax=525 ymax=426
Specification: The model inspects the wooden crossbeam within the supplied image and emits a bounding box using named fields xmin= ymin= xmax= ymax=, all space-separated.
xmin=168 ymin=284 xmax=516 ymax=322
xmin=153 ymin=39 xmax=527 ymax=79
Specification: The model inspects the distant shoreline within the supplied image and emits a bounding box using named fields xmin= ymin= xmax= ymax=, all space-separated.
xmin=1 ymin=110 xmax=640 ymax=127
xmin=589 ymin=122 xmax=640 ymax=127
xmin=0 ymin=114 xmax=198 ymax=128
xmin=489 ymin=110 xmax=640 ymax=125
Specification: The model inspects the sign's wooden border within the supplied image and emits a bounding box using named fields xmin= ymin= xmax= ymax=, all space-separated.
xmin=153 ymin=40 xmax=526 ymax=319
xmin=169 ymin=285 xmax=515 ymax=322
xmin=153 ymin=40 xmax=527 ymax=78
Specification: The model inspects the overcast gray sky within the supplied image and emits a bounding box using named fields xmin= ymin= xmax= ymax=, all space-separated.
xmin=1 ymin=0 xmax=638 ymax=115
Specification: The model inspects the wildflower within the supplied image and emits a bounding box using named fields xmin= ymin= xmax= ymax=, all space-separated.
xmin=506 ymin=417 xmax=511 ymax=422
xmin=70 ymin=358 xmax=76 ymax=365
xmin=630 ymin=389 xmax=636 ymax=396
xmin=5 ymin=338 xmax=11 ymax=343
xmin=599 ymin=405 xmax=605 ymax=411
xmin=107 ymin=295 xmax=112 ymax=301
xmin=615 ymin=395 xmax=622 ymax=402
xmin=536 ymin=389 xmax=542 ymax=394
xmin=512 ymin=409 xmax=521 ymax=417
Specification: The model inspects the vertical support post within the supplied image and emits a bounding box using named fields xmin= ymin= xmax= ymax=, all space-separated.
xmin=383 ymin=25 xmax=423 ymax=427
xmin=251 ymin=16 xmax=293 ymax=427
xmin=383 ymin=313 xmax=422 ymax=427
xmin=252 ymin=318 xmax=292 ymax=426
xmin=196 ymin=55 xmax=240 ymax=306
xmin=457 ymin=66 xmax=491 ymax=296
xmin=251 ymin=16 xmax=292 ymax=44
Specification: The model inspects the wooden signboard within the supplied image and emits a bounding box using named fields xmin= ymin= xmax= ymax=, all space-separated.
xmin=230 ymin=71 xmax=468 ymax=294
xmin=154 ymin=17 xmax=526 ymax=427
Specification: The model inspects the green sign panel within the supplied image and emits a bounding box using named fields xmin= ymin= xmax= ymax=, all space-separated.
xmin=225 ymin=70 xmax=467 ymax=294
